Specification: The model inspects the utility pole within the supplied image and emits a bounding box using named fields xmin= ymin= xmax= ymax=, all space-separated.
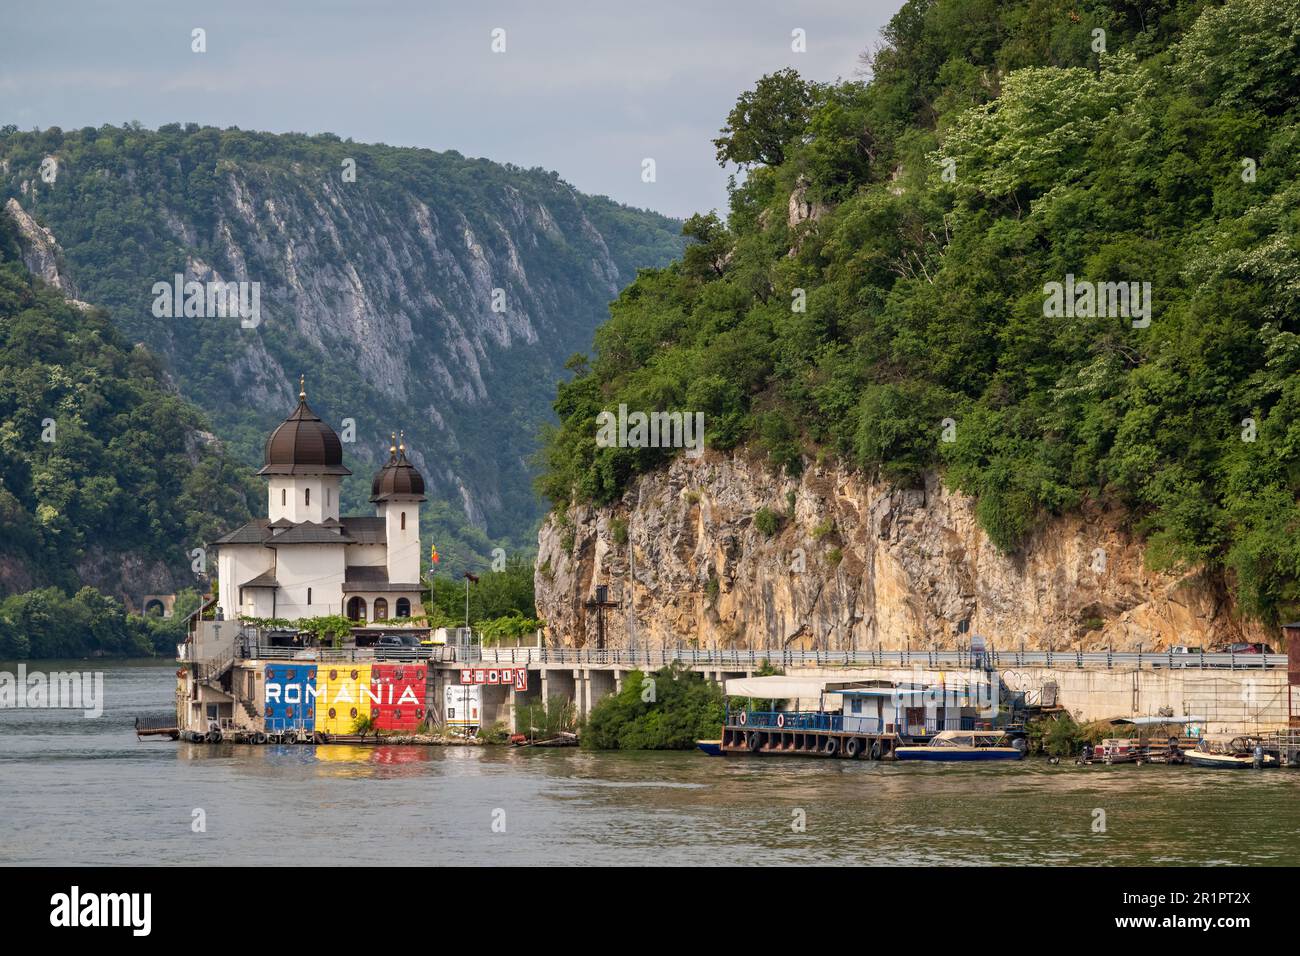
xmin=463 ymin=572 xmax=478 ymax=632
xmin=627 ymin=523 xmax=637 ymax=656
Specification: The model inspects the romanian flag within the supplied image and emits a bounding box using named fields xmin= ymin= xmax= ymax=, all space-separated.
xmin=430 ymin=544 xmax=440 ymax=564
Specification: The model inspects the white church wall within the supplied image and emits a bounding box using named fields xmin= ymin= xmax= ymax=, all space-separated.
xmin=381 ymin=502 xmax=421 ymax=583
xmin=217 ymin=545 xmax=274 ymax=621
xmin=274 ymin=544 xmax=347 ymax=618
xmin=347 ymin=543 xmax=388 ymax=567
xmin=267 ymin=477 xmax=341 ymax=524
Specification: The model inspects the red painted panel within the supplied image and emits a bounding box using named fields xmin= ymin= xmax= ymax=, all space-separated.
xmin=371 ymin=663 xmax=427 ymax=731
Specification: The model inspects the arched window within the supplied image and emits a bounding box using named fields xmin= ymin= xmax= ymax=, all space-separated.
xmin=307 ymin=587 xmax=312 ymax=606
xmin=346 ymin=596 xmax=366 ymax=622
xmin=396 ymin=598 xmax=411 ymax=618
xmin=400 ymin=512 xmax=406 ymax=531
xmin=374 ymin=598 xmax=389 ymax=621
xmin=305 ymin=487 xmax=311 ymax=507
xmin=281 ymin=488 xmax=286 ymax=506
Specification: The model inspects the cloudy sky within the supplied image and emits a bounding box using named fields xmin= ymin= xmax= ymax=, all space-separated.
xmin=0 ymin=0 xmax=899 ymax=218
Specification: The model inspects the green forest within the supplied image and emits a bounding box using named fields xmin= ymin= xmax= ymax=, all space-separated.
xmin=540 ymin=0 xmax=1300 ymax=624
xmin=0 ymin=122 xmax=684 ymax=576
xmin=0 ymin=209 xmax=256 ymax=657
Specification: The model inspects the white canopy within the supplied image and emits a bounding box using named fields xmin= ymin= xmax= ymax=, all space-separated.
xmin=724 ymin=676 xmax=838 ymax=700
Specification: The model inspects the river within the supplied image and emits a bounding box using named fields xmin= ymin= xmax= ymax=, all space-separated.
xmin=1 ymin=660 xmax=1297 ymax=866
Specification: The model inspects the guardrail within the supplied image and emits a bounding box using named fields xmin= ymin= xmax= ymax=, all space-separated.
xmin=217 ymin=643 xmax=1286 ymax=671
xmin=460 ymin=647 xmax=1286 ymax=671
xmin=736 ymin=710 xmax=842 ymax=731
xmin=241 ymin=643 xmax=461 ymax=663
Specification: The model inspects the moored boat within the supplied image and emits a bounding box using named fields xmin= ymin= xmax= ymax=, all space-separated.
xmin=894 ymin=730 xmax=1024 ymax=761
xmin=696 ymin=740 xmax=724 ymax=757
xmin=1186 ymin=735 xmax=1277 ymax=769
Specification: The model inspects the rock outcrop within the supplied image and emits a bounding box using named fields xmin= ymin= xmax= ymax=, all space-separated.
xmin=1 ymin=131 xmax=683 ymax=543
xmin=535 ymin=451 xmax=1268 ymax=651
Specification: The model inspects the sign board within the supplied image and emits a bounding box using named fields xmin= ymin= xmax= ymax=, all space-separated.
xmin=461 ymin=667 xmax=531 ymax=688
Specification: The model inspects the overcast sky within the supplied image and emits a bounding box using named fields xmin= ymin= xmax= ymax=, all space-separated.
xmin=0 ymin=0 xmax=899 ymax=219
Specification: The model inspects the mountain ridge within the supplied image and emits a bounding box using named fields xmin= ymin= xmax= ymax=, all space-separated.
xmin=0 ymin=122 xmax=685 ymax=571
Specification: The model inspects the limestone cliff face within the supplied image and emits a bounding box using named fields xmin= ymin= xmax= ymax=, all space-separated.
xmin=4 ymin=197 xmax=89 ymax=308
xmin=535 ymin=452 xmax=1268 ymax=651
xmin=1 ymin=131 xmax=683 ymax=545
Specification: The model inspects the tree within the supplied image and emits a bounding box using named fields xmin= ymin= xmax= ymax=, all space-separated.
xmin=713 ymin=68 xmax=819 ymax=168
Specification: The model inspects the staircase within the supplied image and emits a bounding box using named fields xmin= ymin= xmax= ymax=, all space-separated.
xmin=198 ymin=655 xmax=234 ymax=688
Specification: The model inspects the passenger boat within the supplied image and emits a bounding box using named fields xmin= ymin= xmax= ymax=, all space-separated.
xmin=1186 ymin=735 xmax=1278 ymax=769
xmin=894 ymin=730 xmax=1024 ymax=761
xmin=696 ymin=740 xmax=724 ymax=757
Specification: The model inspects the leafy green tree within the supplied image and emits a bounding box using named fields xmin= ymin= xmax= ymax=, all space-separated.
xmin=714 ymin=68 xmax=820 ymax=168
xmin=582 ymin=666 xmax=726 ymax=749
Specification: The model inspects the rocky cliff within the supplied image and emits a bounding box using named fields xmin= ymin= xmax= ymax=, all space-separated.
xmin=0 ymin=126 xmax=683 ymax=564
xmin=535 ymin=452 xmax=1269 ymax=651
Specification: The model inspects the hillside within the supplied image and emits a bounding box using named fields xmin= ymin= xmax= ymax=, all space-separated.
xmin=0 ymin=205 xmax=256 ymax=603
xmin=537 ymin=0 xmax=1300 ymax=646
xmin=0 ymin=125 xmax=685 ymax=571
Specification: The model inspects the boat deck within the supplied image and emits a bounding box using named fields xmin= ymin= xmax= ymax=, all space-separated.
xmin=721 ymin=722 xmax=900 ymax=759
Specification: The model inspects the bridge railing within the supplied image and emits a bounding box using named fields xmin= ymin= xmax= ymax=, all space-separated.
xmin=221 ymin=642 xmax=1285 ymax=671
xmin=458 ymin=646 xmax=1286 ymax=671
xmin=731 ymin=710 xmax=842 ymax=731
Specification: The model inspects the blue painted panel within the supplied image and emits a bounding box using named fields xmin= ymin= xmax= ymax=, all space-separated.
xmin=264 ymin=664 xmax=317 ymax=731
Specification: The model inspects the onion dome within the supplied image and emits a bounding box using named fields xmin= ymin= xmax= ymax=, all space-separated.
xmin=257 ymin=375 xmax=352 ymax=476
xmin=370 ymin=431 xmax=427 ymax=502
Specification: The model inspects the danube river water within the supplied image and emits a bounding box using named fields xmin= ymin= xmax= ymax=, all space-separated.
xmin=2 ymin=660 xmax=1297 ymax=866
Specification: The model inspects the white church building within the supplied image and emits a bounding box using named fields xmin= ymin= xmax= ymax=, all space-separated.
xmin=214 ymin=379 xmax=427 ymax=624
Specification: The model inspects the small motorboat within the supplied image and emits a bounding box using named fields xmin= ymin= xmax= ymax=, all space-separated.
xmin=1099 ymin=737 xmax=1144 ymax=765
xmin=894 ymin=730 xmax=1024 ymax=761
xmin=696 ymin=739 xmax=724 ymax=757
xmin=1186 ymin=735 xmax=1277 ymax=769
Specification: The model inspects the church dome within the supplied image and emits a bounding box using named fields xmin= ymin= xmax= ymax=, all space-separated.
xmin=370 ymin=433 xmax=427 ymax=501
xmin=257 ymin=377 xmax=352 ymax=476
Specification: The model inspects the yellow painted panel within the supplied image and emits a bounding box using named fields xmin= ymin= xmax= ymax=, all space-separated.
xmin=313 ymin=664 xmax=374 ymax=735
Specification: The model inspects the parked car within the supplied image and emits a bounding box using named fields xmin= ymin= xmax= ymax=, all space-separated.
xmin=373 ymin=634 xmax=422 ymax=656
xmin=1225 ymin=642 xmax=1275 ymax=654
xmin=1162 ymin=644 xmax=1204 ymax=668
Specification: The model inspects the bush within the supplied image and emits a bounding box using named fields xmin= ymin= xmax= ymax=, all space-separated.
xmin=610 ymin=517 xmax=629 ymax=546
xmin=582 ymin=665 xmax=726 ymax=750
xmin=754 ymin=506 xmax=781 ymax=536
xmin=1034 ymin=714 xmax=1085 ymax=757
xmin=516 ymin=695 xmax=577 ymax=737
xmin=476 ymin=722 xmax=510 ymax=744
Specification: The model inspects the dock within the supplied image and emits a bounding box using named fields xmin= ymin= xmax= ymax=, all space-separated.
xmin=722 ymin=711 xmax=899 ymax=759
xmin=134 ymin=715 xmax=179 ymax=740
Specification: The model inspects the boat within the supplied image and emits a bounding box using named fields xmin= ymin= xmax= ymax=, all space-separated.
xmin=1098 ymin=737 xmax=1144 ymax=765
xmin=511 ymin=731 xmax=579 ymax=748
xmin=1186 ymin=735 xmax=1278 ymax=769
xmin=894 ymin=730 xmax=1024 ymax=761
xmin=696 ymin=740 xmax=724 ymax=757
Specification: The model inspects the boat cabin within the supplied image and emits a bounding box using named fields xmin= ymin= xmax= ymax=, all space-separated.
xmin=837 ymin=686 xmax=989 ymax=739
